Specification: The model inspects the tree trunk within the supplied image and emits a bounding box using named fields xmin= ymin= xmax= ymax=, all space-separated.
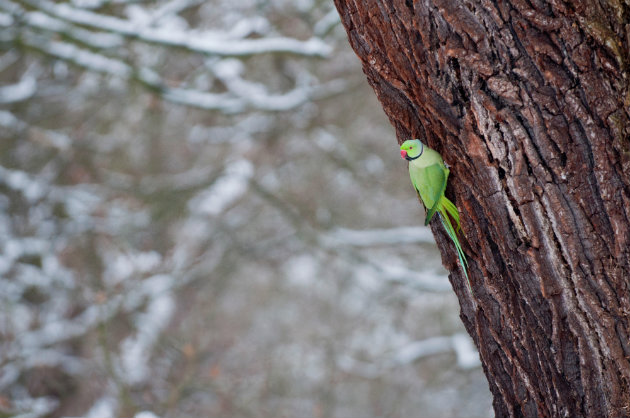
xmin=333 ymin=0 xmax=630 ymax=416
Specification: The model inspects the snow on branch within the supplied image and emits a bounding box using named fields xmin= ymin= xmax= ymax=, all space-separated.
xmin=322 ymin=226 xmax=435 ymax=247
xmin=20 ymin=35 xmax=242 ymax=112
xmin=251 ymin=181 xmax=451 ymax=293
xmin=118 ymin=279 xmax=175 ymax=385
xmin=2 ymin=0 xmax=124 ymax=50
xmin=18 ymin=34 xmax=337 ymax=113
xmin=0 ymin=72 xmax=36 ymax=104
xmin=390 ymin=333 xmax=480 ymax=369
xmin=0 ymin=110 xmax=26 ymax=130
xmin=189 ymin=159 xmax=254 ymax=216
xmin=21 ymin=0 xmax=332 ymax=58
xmin=314 ymin=8 xmax=341 ymax=36
xmin=337 ymin=333 xmax=480 ymax=378
xmin=10 ymin=396 xmax=58 ymax=418
xmin=2 ymin=0 xmax=340 ymax=115
xmin=0 ymin=111 xmax=72 ymax=150
xmin=376 ymin=263 xmax=452 ymax=292
xmin=22 ymin=34 xmax=131 ymax=77
xmin=213 ymin=59 xmax=347 ymax=112
xmin=3 ymin=273 xmax=177 ymax=382
xmin=0 ymin=165 xmax=47 ymax=202
xmin=147 ymin=0 xmax=205 ymax=25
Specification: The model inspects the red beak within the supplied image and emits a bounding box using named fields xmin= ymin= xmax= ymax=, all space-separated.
xmin=400 ymin=150 xmax=407 ymax=159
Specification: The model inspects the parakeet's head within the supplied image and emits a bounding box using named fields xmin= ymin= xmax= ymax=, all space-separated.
xmin=400 ymin=139 xmax=424 ymax=161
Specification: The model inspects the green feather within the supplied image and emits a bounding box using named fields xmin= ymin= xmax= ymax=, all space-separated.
xmin=441 ymin=196 xmax=461 ymax=232
xmin=438 ymin=201 xmax=470 ymax=292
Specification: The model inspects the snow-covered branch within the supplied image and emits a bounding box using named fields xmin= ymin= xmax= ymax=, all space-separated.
xmin=322 ymin=226 xmax=435 ymax=247
xmin=0 ymin=72 xmax=36 ymax=103
xmin=212 ymin=58 xmax=348 ymax=111
xmin=16 ymin=34 xmax=341 ymax=113
xmin=375 ymin=263 xmax=452 ymax=292
xmin=188 ymin=159 xmax=254 ymax=216
xmin=251 ymin=180 xmax=451 ymax=293
xmin=314 ymin=9 xmax=341 ymax=36
xmin=0 ymin=111 xmax=72 ymax=150
xmin=337 ymin=333 xmax=480 ymax=379
xmin=3 ymin=0 xmax=124 ymax=50
xmin=1 ymin=0 xmax=339 ymax=116
xmin=19 ymin=0 xmax=332 ymax=58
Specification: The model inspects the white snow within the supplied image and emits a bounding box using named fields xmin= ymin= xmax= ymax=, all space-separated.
xmin=25 ymin=11 xmax=123 ymax=49
xmin=338 ymin=333 xmax=480 ymax=378
xmin=213 ymin=58 xmax=321 ymax=111
xmin=85 ymin=395 xmax=117 ymax=418
xmin=135 ymin=411 xmax=160 ymax=418
xmin=191 ymin=159 xmax=254 ymax=216
xmin=0 ymin=12 xmax=14 ymax=27
xmin=0 ymin=110 xmax=26 ymax=130
xmin=187 ymin=114 xmax=272 ymax=144
xmin=104 ymin=251 xmax=162 ymax=286
xmin=12 ymin=397 xmax=58 ymax=418
xmin=32 ymin=0 xmax=332 ymax=57
xmin=323 ymin=226 xmax=435 ymax=247
xmin=40 ymin=39 xmax=130 ymax=77
xmin=162 ymin=87 xmax=244 ymax=113
xmin=452 ymin=333 xmax=482 ymax=369
xmin=314 ymin=8 xmax=341 ymax=36
xmin=391 ymin=335 xmax=455 ymax=365
xmin=0 ymin=167 xmax=46 ymax=202
xmin=119 ymin=289 xmax=175 ymax=385
xmin=0 ymin=75 xmax=36 ymax=104
xmin=283 ymin=254 xmax=319 ymax=287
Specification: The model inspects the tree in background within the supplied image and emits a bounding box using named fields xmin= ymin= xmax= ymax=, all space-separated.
xmin=334 ymin=0 xmax=630 ymax=416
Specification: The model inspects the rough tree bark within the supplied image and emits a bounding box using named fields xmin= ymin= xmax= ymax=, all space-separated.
xmin=333 ymin=0 xmax=630 ymax=416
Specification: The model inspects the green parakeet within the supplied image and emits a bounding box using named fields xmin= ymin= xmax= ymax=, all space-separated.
xmin=400 ymin=139 xmax=470 ymax=291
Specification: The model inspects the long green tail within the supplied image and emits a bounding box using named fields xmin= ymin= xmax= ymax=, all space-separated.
xmin=437 ymin=196 xmax=471 ymax=293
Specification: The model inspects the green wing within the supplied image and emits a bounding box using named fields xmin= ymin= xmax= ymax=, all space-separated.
xmin=410 ymin=163 xmax=448 ymax=225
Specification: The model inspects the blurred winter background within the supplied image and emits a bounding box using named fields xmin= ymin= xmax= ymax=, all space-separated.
xmin=0 ymin=0 xmax=492 ymax=417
